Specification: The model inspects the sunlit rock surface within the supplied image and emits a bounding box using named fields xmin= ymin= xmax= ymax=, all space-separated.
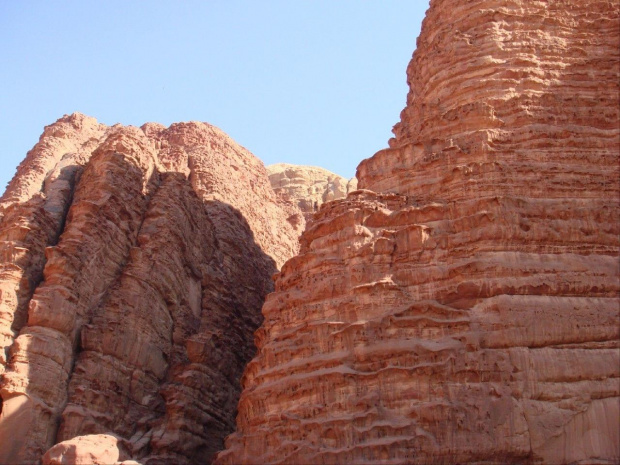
xmin=216 ymin=0 xmax=620 ymax=463
xmin=42 ymin=434 xmax=131 ymax=465
xmin=267 ymin=163 xmax=357 ymax=223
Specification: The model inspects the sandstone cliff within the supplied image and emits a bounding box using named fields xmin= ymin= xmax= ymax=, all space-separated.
xmin=267 ymin=163 xmax=357 ymax=223
xmin=216 ymin=1 xmax=620 ymax=464
xmin=0 ymin=114 xmax=302 ymax=464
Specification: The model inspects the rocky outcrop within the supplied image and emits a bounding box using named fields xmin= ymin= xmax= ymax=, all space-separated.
xmin=267 ymin=163 xmax=357 ymax=223
xmin=216 ymin=1 xmax=620 ymax=464
xmin=0 ymin=114 xmax=106 ymax=376
xmin=0 ymin=115 xmax=302 ymax=464
xmin=42 ymin=434 xmax=131 ymax=465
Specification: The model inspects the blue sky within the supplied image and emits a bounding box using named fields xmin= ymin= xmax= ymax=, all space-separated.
xmin=0 ymin=1 xmax=429 ymax=191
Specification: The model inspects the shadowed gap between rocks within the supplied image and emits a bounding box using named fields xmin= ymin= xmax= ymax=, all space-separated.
xmin=0 ymin=161 xmax=90 ymax=462
xmin=0 ymin=162 xmax=84 ymax=368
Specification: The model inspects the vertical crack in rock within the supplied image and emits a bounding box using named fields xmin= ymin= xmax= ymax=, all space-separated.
xmin=57 ymin=172 xmax=203 ymax=450
xmin=0 ymin=127 xmax=159 ymax=463
xmin=0 ymin=114 xmax=106 ymax=376
xmin=0 ymin=113 xmax=106 ymax=211
xmin=0 ymin=198 xmax=67 ymax=375
xmin=216 ymin=1 xmax=619 ymax=464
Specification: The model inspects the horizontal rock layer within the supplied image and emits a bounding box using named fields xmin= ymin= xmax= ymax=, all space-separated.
xmin=0 ymin=115 xmax=303 ymax=464
xmin=218 ymin=191 xmax=619 ymax=464
xmin=217 ymin=0 xmax=620 ymax=463
xmin=358 ymin=0 xmax=619 ymax=201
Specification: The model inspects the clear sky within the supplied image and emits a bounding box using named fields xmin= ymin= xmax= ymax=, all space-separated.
xmin=0 ymin=1 xmax=429 ymax=191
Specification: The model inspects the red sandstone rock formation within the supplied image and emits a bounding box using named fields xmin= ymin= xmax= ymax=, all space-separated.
xmin=267 ymin=163 xmax=357 ymax=223
xmin=0 ymin=114 xmax=107 ymax=376
xmin=216 ymin=1 xmax=620 ymax=464
xmin=0 ymin=115 xmax=302 ymax=464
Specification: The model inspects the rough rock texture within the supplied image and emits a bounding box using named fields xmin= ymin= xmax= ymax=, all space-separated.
xmin=216 ymin=1 xmax=620 ymax=464
xmin=0 ymin=114 xmax=106 ymax=375
xmin=42 ymin=434 xmax=130 ymax=465
xmin=0 ymin=115 xmax=302 ymax=464
xmin=267 ymin=163 xmax=357 ymax=223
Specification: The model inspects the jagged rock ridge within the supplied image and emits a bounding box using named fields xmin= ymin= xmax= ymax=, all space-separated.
xmin=0 ymin=114 xmax=303 ymax=464
xmin=216 ymin=0 xmax=620 ymax=464
xmin=267 ymin=163 xmax=357 ymax=224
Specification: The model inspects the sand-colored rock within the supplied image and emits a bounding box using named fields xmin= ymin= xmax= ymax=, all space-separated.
xmin=0 ymin=117 xmax=302 ymax=464
xmin=216 ymin=0 xmax=620 ymax=464
xmin=267 ymin=163 xmax=357 ymax=223
xmin=42 ymin=434 xmax=130 ymax=465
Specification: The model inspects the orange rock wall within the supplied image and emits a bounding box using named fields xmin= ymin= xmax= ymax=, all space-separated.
xmin=0 ymin=115 xmax=301 ymax=464
xmin=216 ymin=0 xmax=620 ymax=463
xmin=359 ymin=0 xmax=619 ymax=201
xmin=0 ymin=115 xmax=106 ymax=376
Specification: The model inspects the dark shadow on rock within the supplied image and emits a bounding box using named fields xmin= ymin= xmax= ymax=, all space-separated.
xmin=49 ymin=171 xmax=278 ymax=465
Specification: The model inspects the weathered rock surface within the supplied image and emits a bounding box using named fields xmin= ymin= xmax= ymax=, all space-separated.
xmin=0 ymin=115 xmax=302 ymax=464
xmin=42 ymin=434 xmax=130 ymax=465
xmin=216 ymin=1 xmax=620 ymax=464
xmin=267 ymin=163 xmax=357 ymax=223
xmin=0 ymin=114 xmax=106 ymax=376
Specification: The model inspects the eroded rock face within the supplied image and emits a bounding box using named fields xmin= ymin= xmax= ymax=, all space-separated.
xmin=0 ymin=115 xmax=302 ymax=464
xmin=42 ymin=434 xmax=130 ymax=465
xmin=216 ymin=0 xmax=620 ymax=464
xmin=0 ymin=114 xmax=106 ymax=376
xmin=267 ymin=163 xmax=357 ymax=223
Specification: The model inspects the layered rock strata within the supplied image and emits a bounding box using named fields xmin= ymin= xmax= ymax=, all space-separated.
xmin=217 ymin=0 xmax=620 ymax=464
xmin=0 ymin=115 xmax=301 ymax=464
xmin=267 ymin=163 xmax=357 ymax=222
